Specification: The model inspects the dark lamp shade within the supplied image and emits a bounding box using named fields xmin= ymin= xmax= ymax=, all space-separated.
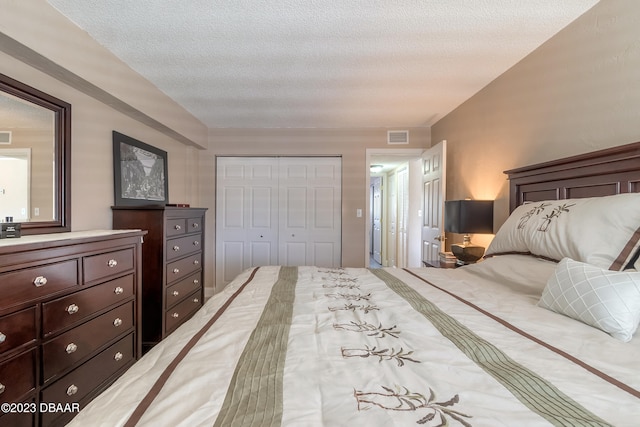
xmin=444 ymin=200 xmax=494 ymax=234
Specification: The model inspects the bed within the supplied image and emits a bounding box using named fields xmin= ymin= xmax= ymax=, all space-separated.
xmin=69 ymin=142 xmax=640 ymax=427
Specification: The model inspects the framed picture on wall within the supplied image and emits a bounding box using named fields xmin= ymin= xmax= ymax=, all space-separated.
xmin=112 ymin=131 xmax=169 ymax=206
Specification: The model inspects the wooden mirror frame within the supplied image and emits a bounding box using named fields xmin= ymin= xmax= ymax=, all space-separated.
xmin=0 ymin=72 xmax=71 ymax=235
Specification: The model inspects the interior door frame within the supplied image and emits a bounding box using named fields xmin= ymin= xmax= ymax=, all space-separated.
xmin=365 ymin=148 xmax=423 ymax=267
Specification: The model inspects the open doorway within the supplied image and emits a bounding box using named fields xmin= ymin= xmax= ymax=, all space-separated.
xmin=365 ymin=148 xmax=423 ymax=268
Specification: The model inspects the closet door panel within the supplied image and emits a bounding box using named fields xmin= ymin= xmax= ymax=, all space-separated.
xmin=217 ymin=157 xmax=341 ymax=289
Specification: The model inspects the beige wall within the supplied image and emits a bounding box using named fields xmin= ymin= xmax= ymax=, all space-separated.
xmin=432 ymin=0 xmax=640 ymax=249
xmin=203 ymin=128 xmax=430 ymax=287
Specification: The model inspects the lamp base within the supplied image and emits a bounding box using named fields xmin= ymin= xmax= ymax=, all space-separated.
xmin=450 ymin=242 xmax=485 ymax=264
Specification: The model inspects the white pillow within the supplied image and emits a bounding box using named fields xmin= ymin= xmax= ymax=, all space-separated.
xmin=538 ymin=258 xmax=640 ymax=342
xmin=485 ymin=193 xmax=640 ymax=270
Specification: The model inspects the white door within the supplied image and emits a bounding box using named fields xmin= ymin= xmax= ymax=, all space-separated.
xmin=278 ymin=157 xmax=342 ymax=267
xmin=216 ymin=157 xmax=279 ymax=286
xmin=371 ymin=177 xmax=382 ymax=264
xmin=421 ymin=141 xmax=447 ymax=263
xmin=216 ymin=156 xmax=342 ymax=288
xmin=396 ymin=167 xmax=409 ymax=268
xmin=386 ymin=172 xmax=397 ymax=267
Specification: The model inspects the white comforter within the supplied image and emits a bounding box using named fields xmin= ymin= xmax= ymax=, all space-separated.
xmin=68 ymin=255 xmax=640 ymax=426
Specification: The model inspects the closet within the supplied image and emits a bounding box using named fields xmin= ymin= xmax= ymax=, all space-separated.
xmin=216 ymin=157 xmax=342 ymax=288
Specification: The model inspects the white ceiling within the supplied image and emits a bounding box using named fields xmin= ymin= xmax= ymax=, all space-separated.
xmin=47 ymin=1 xmax=598 ymax=129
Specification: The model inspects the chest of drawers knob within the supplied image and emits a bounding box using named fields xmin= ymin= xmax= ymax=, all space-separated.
xmin=173 ymin=268 xmax=180 ymax=274
xmin=114 ymin=286 xmax=124 ymax=295
xmin=193 ymin=240 xmax=200 ymax=246
xmin=172 ymin=312 xmax=179 ymax=318
xmin=66 ymin=304 xmax=79 ymax=315
xmin=114 ymin=352 xmax=123 ymax=362
xmin=193 ymin=298 xmax=199 ymax=304
xmin=0 ymin=383 xmax=5 ymax=394
xmin=174 ymin=224 xmax=181 ymax=231
xmin=33 ymin=276 xmax=48 ymax=287
xmin=173 ymin=245 xmax=180 ymax=252
xmin=66 ymin=384 xmax=78 ymax=396
xmin=65 ymin=343 xmax=78 ymax=354
xmin=107 ymin=259 xmax=118 ymax=268
xmin=172 ymin=290 xmax=179 ymax=297
xmin=0 ymin=332 xmax=5 ymax=344
xmin=113 ymin=318 xmax=123 ymax=327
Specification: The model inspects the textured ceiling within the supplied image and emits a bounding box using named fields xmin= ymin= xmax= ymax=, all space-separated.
xmin=47 ymin=1 xmax=598 ymax=129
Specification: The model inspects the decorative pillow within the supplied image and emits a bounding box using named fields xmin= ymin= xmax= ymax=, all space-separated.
xmin=485 ymin=193 xmax=640 ymax=270
xmin=538 ymin=258 xmax=640 ymax=342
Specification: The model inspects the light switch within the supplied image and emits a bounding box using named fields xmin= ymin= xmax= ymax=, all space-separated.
xmin=356 ymin=209 xmax=362 ymax=218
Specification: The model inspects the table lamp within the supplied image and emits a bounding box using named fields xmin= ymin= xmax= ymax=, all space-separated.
xmin=444 ymin=199 xmax=494 ymax=264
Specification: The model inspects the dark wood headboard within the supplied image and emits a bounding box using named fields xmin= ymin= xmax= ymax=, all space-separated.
xmin=505 ymin=141 xmax=640 ymax=212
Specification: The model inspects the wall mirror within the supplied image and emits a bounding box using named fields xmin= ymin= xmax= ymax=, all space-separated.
xmin=0 ymin=72 xmax=70 ymax=235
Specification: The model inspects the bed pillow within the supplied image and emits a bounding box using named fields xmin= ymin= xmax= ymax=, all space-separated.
xmin=485 ymin=193 xmax=640 ymax=270
xmin=538 ymin=258 xmax=640 ymax=342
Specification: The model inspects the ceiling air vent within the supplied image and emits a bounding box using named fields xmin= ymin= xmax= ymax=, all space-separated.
xmin=0 ymin=131 xmax=11 ymax=144
xmin=387 ymin=130 xmax=409 ymax=145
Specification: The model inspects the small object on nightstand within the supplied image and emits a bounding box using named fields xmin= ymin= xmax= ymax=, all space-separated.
xmin=445 ymin=199 xmax=493 ymax=264
xmin=438 ymin=251 xmax=457 ymax=264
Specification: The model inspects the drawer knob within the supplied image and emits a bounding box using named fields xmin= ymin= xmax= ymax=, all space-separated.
xmin=113 ymin=318 xmax=123 ymax=327
xmin=172 ymin=290 xmax=179 ymax=297
xmin=66 ymin=304 xmax=79 ymax=315
xmin=0 ymin=383 xmax=5 ymax=395
xmin=172 ymin=312 xmax=179 ymax=318
xmin=192 ymin=223 xmax=199 ymax=229
xmin=66 ymin=343 xmax=78 ymax=354
xmin=193 ymin=260 xmax=199 ymax=265
xmin=114 ymin=352 xmax=123 ymax=361
xmin=173 ymin=268 xmax=180 ymax=274
xmin=33 ymin=276 xmax=48 ymax=287
xmin=173 ymin=245 xmax=180 ymax=252
xmin=108 ymin=259 xmax=118 ymax=268
xmin=114 ymin=286 xmax=124 ymax=295
xmin=66 ymin=384 xmax=78 ymax=396
xmin=0 ymin=333 xmax=6 ymax=344
xmin=174 ymin=224 xmax=182 ymax=231
xmin=193 ymin=279 xmax=199 ymax=285
xmin=193 ymin=298 xmax=199 ymax=303
xmin=193 ymin=240 xmax=200 ymax=246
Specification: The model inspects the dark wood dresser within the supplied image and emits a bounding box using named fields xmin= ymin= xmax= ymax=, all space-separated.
xmin=112 ymin=206 xmax=206 ymax=352
xmin=0 ymin=230 xmax=145 ymax=427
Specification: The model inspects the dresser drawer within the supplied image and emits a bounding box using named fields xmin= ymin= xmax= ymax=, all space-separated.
xmin=41 ymin=333 xmax=134 ymax=427
xmin=0 ymin=308 xmax=36 ymax=356
xmin=187 ymin=216 xmax=203 ymax=233
xmin=165 ymin=290 xmax=202 ymax=334
xmin=0 ymin=260 xmax=79 ymax=309
xmin=42 ymin=302 xmax=133 ymax=382
xmin=166 ymin=234 xmax=202 ymax=262
xmin=42 ymin=274 xmax=135 ymax=337
xmin=165 ymin=272 xmax=202 ymax=309
xmin=0 ymin=349 xmax=36 ymax=403
xmin=83 ymin=248 xmax=134 ymax=283
xmin=166 ymin=218 xmax=187 ymax=237
xmin=166 ymin=252 xmax=202 ymax=284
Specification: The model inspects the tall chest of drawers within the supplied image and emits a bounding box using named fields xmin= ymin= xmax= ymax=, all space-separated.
xmin=112 ymin=206 xmax=206 ymax=352
xmin=0 ymin=230 xmax=145 ymax=427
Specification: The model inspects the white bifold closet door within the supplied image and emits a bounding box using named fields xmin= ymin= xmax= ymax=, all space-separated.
xmin=216 ymin=157 xmax=342 ymax=288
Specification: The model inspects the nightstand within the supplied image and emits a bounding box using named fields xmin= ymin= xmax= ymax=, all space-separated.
xmin=422 ymin=260 xmax=458 ymax=269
